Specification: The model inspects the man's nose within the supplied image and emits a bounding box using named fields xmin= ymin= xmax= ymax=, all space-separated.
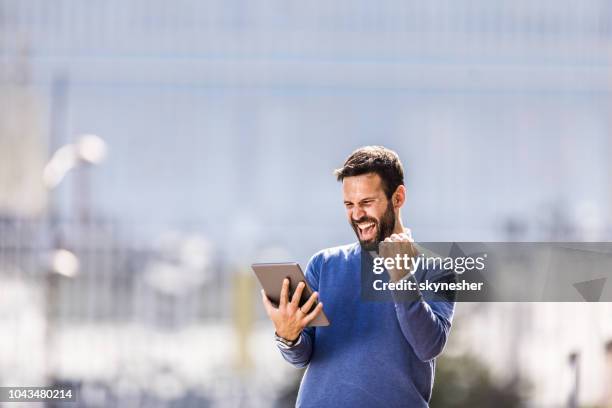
xmin=352 ymin=206 xmax=366 ymax=221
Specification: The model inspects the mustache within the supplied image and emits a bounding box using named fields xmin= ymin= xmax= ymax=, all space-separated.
xmin=351 ymin=216 xmax=378 ymax=226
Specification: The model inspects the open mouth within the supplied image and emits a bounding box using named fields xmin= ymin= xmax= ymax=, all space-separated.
xmin=356 ymin=221 xmax=376 ymax=238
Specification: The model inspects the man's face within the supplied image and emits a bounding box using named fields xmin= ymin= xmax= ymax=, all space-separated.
xmin=342 ymin=173 xmax=396 ymax=251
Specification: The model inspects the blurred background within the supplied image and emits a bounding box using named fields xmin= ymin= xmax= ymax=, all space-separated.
xmin=1 ymin=1 xmax=612 ymax=407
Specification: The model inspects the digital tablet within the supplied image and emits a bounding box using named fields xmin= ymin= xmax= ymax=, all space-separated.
xmin=252 ymin=262 xmax=330 ymax=327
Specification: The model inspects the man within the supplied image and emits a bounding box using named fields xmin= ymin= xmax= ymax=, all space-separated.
xmin=261 ymin=146 xmax=455 ymax=407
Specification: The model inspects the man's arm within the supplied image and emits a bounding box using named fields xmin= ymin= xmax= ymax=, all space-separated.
xmin=380 ymin=233 xmax=455 ymax=362
xmin=393 ymin=296 xmax=454 ymax=362
xmin=276 ymin=326 xmax=316 ymax=368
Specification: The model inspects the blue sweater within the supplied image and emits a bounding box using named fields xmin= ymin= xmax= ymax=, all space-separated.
xmin=278 ymin=243 xmax=455 ymax=408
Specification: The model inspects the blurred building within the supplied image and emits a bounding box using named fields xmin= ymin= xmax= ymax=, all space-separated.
xmin=0 ymin=43 xmax=48 ymax=217
xmin=2 ymin=0 xmax=611 ymax=258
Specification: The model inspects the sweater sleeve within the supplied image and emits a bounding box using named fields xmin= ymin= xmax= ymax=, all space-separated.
xmin=276 ymin=252 xmax=322 ymax=368
xmin=277 ymin=326 xmax=316 ymax=368
xmin=392 ymin=269 xmax=455 ymax=362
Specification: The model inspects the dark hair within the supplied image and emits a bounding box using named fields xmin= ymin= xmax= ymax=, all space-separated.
xmin=334 ymin=146 xmax=404 ymax=199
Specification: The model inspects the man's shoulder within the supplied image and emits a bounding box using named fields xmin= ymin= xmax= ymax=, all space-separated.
xmin=305 ymin=243 xmax=360 ymax=285
xmin=311 ymin=242 xmax=360 ymax=265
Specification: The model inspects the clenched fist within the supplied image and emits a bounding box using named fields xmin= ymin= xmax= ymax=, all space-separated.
xmin=379 ymin=228 xmax=420 ymax=282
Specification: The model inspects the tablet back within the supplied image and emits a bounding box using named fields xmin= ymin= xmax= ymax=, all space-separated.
xmin=252 ymin=262 xmax=330 ymax=327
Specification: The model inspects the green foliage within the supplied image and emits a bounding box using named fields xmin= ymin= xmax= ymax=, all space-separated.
xmin=430 ymin=354 xmax=528 ymax=408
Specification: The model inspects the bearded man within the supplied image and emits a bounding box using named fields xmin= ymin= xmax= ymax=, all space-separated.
xmin=261 ymin=146 xmax=455 ymax=408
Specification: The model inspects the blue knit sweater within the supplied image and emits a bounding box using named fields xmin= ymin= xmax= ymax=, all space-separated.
xmin=277 ymin=243 xmax=455 ymax=408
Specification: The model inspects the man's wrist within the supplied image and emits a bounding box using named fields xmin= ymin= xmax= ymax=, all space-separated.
xmin=275 ymin=331 xmax=302 ymax=348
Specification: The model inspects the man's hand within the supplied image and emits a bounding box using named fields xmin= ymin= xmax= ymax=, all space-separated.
xmin=379 ymin=229 xmax=420 ymax=282
xmin=261 ymin=278 xmax=324 ymax=341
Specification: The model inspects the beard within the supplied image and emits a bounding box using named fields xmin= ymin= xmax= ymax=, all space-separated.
xmin=351 ymin=200 xmax=396 ymax=251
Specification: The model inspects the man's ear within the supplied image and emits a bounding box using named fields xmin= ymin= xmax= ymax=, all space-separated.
xmin=392 ymin=185 xmax=406 ymax=209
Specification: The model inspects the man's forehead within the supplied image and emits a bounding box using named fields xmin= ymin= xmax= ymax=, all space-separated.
xmin=342 ymin=173 xmax=384 ymax=198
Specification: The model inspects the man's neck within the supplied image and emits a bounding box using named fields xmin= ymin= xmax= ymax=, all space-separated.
xmin=392 ymin=216 xmax=405 ymax=235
